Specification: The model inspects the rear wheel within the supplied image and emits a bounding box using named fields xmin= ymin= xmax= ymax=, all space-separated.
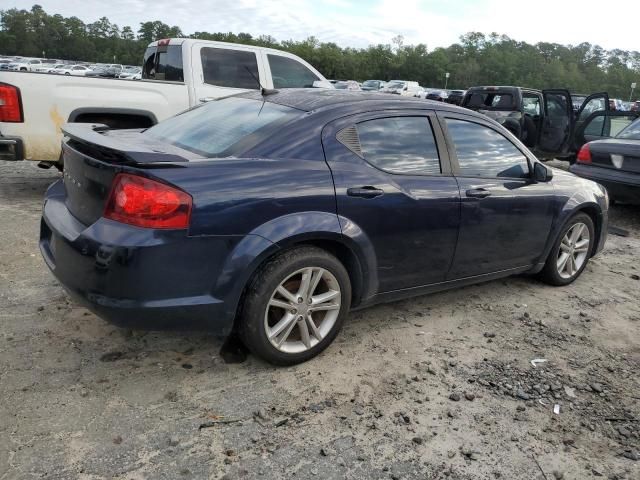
xmin=539 ymin=213 xmax=594 ymax=286
xmin=239 ymin=246 xmax=351 ymax=365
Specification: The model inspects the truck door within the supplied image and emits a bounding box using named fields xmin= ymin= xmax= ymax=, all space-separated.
xmin=190 ymin=43 xmax=266 ymax=103
xmin=538 ymin=89 xmax=573 ymax=157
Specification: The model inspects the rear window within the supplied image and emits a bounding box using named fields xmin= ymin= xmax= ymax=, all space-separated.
xmin=201 ymin=47 xmax=259 ymax=89
xmin=144 ymin=97 xmax=299 ymax=157
xmin=142 ymin=45 xmax=183 ymax=81
xmin=616 ymin=118 xmax=640 ymax=140
xmin=466 ymin=92 xmax=515 ymax=110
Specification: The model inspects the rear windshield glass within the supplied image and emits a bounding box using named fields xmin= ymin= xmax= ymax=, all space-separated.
xmin=466 ymin=92 xmax=515 ymax=110
xmin=616 ymin=118 xmax=640 ymax=140
xmin=143 ymin=45 xmax=183 ymax=81
xmin=144 ymin=97 xmax=300 ymax=157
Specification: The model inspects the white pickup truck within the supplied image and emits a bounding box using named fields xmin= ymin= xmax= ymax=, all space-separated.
xmin=0 ymin=38 xmax=329 ymax=165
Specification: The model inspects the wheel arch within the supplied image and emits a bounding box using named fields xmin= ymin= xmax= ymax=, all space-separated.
xmin=215 ymin=212 xmax=378 ymax=332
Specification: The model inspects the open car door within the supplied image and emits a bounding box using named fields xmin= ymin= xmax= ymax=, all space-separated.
xmin=574 ymin=110 xmax=640 ymax=151
xmin=538 ymin=89 xmax=573 ymax=158
xmin=573 ymin=92 xmax=609 ymax=147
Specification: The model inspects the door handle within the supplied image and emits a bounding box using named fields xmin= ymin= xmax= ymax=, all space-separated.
xmin=199 ymin=97 xmax=215 ymax=103
xmin=465 ymin=188 xmax=491 ymax=199
xmin=347 ymin=186 xmax=384 ymax=198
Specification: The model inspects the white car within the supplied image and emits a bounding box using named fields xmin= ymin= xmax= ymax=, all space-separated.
xmin=58 ymin=65 xmax=91 ymax=76
xmin=384 ymin=80 xmax=421 ymax=96
xmin=118 ymin=67 xmax=142 ymax=79
xmin=7 ymin=58 xmax=43 ymax=72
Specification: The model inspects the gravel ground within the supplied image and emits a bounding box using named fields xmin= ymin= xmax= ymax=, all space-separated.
xmin=0 ymin=161 xmax=639 ymax=480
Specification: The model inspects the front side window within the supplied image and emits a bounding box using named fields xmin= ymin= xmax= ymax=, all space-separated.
xmin=200 ymin=47 xmax=258 ymax=89
xmin=144 ymin=97 xmax=299 ymax=157
xmin=445 ymin=119 xmax=530 ymax=178
xmin=355 ymin=117 xmax=441 ymax=175
xmin=268 ymin=54 xmax=319 ymax=88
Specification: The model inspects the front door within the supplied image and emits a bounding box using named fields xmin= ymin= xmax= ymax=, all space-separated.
xmin=573 ymin=92 xmax=610 ymax=150
xmin=538 ymin=89 xmax=573 ymax=157
xmin=438 ymin=113 xmax=557 ymax=279
xmin=574 ymin=110 xmax=640 ymax=150
xmin=322 ymin=111 xmax=461 ymax=293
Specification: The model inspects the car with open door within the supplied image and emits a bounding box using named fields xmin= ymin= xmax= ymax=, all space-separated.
xmin=462 ymin=87 xmax=610 ymax=161
xmin=570 ymin=112 xmax=640 ymax=203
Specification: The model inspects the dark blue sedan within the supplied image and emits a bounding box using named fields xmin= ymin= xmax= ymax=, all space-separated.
xmin=40 ymin=90 xmax=609 ymax=365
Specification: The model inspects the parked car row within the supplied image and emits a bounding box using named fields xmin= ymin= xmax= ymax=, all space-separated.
xmin=0 ymin=55 xmax=141 ymax=80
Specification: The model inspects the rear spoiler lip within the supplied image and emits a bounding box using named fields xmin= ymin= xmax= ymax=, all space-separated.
xmin=61 ymin=123 xmax=188 ymax=164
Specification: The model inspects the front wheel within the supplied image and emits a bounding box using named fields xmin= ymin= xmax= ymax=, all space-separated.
xmin=239 ymin=246 xmax=351 ymax=365
xmin=539 ymin=213 xmax=594 ymax=286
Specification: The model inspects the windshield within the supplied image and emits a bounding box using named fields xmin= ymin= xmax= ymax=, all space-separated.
xmin=144 ymin=97 xmax=300 ymax=157
xmin=387 ymin=81 xmax=405 ymax=89
xmin=334 ymin=82 xmax=349 ymax=89
xmin=616 ymin=118 xmax=640 ymax=140
xmin=362 ymin=80 xmax=379 ymax=87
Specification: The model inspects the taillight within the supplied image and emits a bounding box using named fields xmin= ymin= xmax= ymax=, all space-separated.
xmin=104 ymin=173 xmax=192 ymax=229
xmin=0 ymin=83 xmax=23 ymax=122
xmin=577 ymin=144 xmax=592 ymax=164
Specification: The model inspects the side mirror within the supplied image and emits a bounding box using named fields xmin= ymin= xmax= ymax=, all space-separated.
xmin=533 ymin=162 xmax=553 ymax=182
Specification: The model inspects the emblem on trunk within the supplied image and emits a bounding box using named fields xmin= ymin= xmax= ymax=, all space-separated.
xmin=610 ymin=154 xmax=624 ymax=169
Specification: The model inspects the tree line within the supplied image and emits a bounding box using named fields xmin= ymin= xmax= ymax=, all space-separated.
xmin=1 ymin=5 xmax=638 ymax=99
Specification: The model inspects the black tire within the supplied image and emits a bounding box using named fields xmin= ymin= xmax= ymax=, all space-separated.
xmin=539 ymin=213 xmax=595 ymax=286
xmin=239 ymin=246 xmax=351 ymax=365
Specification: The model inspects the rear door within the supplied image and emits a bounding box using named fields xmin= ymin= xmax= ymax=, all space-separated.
xmin=538 ymin=89 xmax=573 ymax=156
xmin=190 ymin=43 xmax=266 ymax=102
xmin=322 ymin=110 xmax=460 ymax=292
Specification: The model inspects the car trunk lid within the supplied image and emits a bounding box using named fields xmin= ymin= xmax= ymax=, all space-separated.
xmin=61 ymin=123 xmax=189 ymax=226
xmin=589 ymin=140 xmax=640 ymax=174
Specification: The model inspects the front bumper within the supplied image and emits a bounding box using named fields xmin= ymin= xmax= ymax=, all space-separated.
xmin=0 ymin=134 xmax=24 ymax=161
xmin=570 ymin=164 xmax=640 ymax=204
xmin=39 ymin=180 xmax=239 ymax=334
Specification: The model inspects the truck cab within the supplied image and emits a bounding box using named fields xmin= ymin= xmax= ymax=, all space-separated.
xmin=462 ymin=86 xmax=611 ymax=161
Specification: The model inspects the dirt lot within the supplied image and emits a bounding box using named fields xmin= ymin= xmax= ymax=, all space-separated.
xmin=1 ymin=161 xmax=639 ymax=480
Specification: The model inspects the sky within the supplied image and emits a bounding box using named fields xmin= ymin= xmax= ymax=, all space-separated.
xmin=5 ymin=0 xmax=640 ymax=52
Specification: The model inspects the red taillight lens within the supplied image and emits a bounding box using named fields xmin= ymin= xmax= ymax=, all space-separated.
xmin=104 ymin=173 xmax=192 ymax=229
xmin=577 ymin=144 xmax=592 ymax=164
xmin=0 ymin=83 xmax=23 ymax=122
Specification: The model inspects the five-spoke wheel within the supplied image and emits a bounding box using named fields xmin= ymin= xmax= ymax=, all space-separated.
xmin=540 ymin=213 xmax=595 ymax=286
xmin=239 ymin=246 xmax=351 ymax=365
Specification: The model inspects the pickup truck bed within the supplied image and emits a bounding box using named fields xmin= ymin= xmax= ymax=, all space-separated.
xmin=0 ymin=71 xmax=190 ymax=161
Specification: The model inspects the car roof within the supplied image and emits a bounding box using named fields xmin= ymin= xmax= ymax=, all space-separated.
xmin=237 ymin=89 xmax=480 ymax=117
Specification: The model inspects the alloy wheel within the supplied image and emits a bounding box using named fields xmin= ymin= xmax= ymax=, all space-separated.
xmin=264 ymin=267 xmax=341 ymax=354
xmin=556 ymin=222 xmax=590 ymax=279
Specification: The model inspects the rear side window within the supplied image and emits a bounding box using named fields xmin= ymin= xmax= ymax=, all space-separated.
xmin=142 ymin=45 xmax=184 ymax=81
xmin=201 ymin=47 xmax=259 ymax=89
xmin=445 ymin=119 xmax=529 ymax=178
xmin=268 ymin=54 xmax=320 ymax=88
xmin=355 ymin=117 xmax=441 ymax=175
xmin=144 ymin=97 xmax=299 ymax=157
